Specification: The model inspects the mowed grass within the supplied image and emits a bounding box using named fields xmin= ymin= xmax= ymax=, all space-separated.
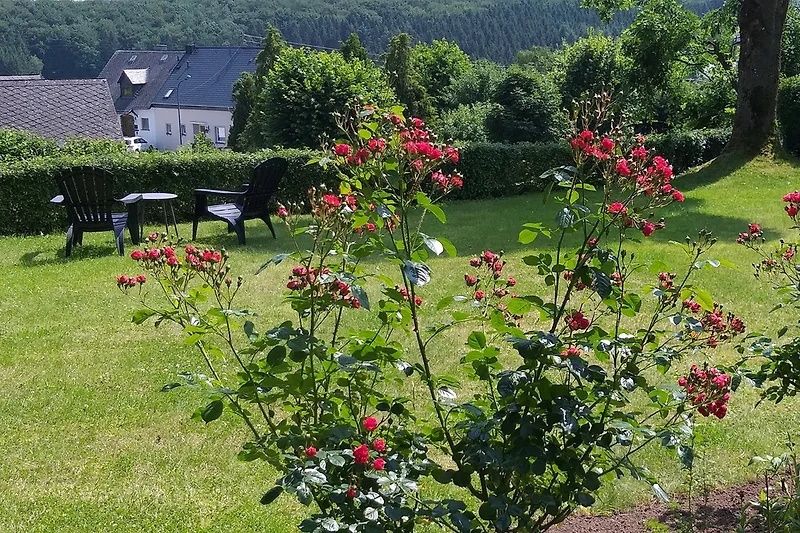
xmin=0 ymin=155 xmax=799 ymax=531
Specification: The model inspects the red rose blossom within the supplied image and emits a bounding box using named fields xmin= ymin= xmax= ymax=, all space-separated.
xmin=362 ymin=416 xmax=379 ymax=432
xmin=333 ymin=144 xmax=352 ymax=157
xmin=305 ymin=446 xmax=317 ymax=458
xmin=372 ymin=458 xmax=386 ymax=471
xmin=607 ymin=202 xmax=628 ymax=216
xmin=353 ymin=444 xmax=370 ymax=464
xmin=372 ymin=438 xmax=386 ymax=452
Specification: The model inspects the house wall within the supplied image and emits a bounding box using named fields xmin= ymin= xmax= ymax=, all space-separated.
xmin=140 ymin=107 xmax=232 ymax=151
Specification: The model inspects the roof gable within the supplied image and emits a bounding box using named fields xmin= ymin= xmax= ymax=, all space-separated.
xmin=122 ymin=68 xmax=149 ymax=85
xmin=0 ymin=79 xmax=122 ymax=140
xmin=153 ymin=47 xmax=260 ymax=110
xmin=97 ymin=50 xmax=184 ymax=113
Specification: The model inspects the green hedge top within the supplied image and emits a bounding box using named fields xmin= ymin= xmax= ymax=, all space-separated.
xmin=0 ymin=128 xmax=727 ymax=236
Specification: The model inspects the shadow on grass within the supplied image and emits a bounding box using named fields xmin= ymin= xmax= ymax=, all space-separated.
xmin=19 ymin=243 xmax=124 ymax=266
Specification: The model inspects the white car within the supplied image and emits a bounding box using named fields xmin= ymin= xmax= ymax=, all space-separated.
xmin=124 ymin=136 xmax=150 ymax=152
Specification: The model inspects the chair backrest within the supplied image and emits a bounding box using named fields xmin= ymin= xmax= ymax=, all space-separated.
xmin=55 ymin=166 xmax=116 ymax=225
xmin=240 ymin=157 xmax=288 ymax=216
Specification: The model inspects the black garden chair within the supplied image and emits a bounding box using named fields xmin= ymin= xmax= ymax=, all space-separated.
xmin=191 ymin=157 xmax=288 ymax=245
xmin=55 ymin=166 xmax=140 ymax=257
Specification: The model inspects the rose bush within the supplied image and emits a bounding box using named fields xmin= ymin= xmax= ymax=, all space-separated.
xmin=119 ymin=97 xmax=741 ymax=532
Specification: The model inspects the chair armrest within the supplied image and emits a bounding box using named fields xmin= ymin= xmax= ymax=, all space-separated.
xmin=193 ymin=188 xmax=245 ymax=197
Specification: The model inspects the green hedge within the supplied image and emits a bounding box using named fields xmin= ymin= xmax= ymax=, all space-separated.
xmin=0 ymin=129 xmax=727 ymax=236
xmin=778 ymin=76 xmax=800 ymax=155
xmin=648 ymin=128 xmax=730 ymax=173
xmin=0 ymin=149 xmax=334 ymax=236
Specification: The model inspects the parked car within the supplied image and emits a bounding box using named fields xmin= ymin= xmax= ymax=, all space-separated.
xmin=124 ymin=136 xmax=150 ymax=152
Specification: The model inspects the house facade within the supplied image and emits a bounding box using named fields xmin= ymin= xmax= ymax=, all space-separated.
xmin=98 ymin=46 xmax=259 ymax=150
xmin=97 ymin=50 xmax=184 ymax=142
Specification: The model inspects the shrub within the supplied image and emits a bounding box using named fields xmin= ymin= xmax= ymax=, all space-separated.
xmin=410 ymin=39 xmax=473 ymax=105
xmin=778 ymin=76 xmax=800 ymax=155
xmin=556 ymin=31 xmax=623 ymax=108
xmin=486 ymin=67 xmax=565 ymax=143
xmin=648 ymin=127 xmax=730 ymax=172
xmin=441 ymin=59 xmax=504 ymax=109
xmin=0 ymin=149 xmax=335 ymax=236
xmin=433 ymin=102 xmax=498 ymax=143
xmin=453 ymin=141 xmax=571 ymax=198
xmin=245 ymin=48 xmax=396 ymax=149
xmin=60 ymin=137 xmax=127 ymax=156
xmin=0 ymin=129 xmax=57 ymax=162
xmin=119 ymin=101 xmax=743 ymax=532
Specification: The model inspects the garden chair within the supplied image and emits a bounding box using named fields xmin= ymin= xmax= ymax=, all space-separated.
xmin=55 ymin=166 xmax=140 ymax=257
xmin=191 ymin=157 xmax=288 ymax=245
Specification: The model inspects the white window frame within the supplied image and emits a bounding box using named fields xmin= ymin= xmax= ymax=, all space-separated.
xmin=214 ymin=126 xmax=227 ymax=143
xmin=165 ymin=123 xmax=173 ymax=136
xmin=140 ymin=118 xmax=150 ymax=131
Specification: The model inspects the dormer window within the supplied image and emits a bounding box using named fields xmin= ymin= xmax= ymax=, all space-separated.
xmin=122 ymin=84 xmax=133 ymax=97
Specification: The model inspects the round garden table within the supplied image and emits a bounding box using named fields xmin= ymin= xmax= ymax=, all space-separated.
xmin=119 ymin=192 xmax=180 ymax=239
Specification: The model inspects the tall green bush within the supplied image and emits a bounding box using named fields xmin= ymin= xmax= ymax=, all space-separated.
xmin=556 ymin=31 xmax=623 ymax=107
xmin=245 ymin=48 xmax=396 ymax=149
xmin=0 ymin=129 xmax=57 ymax=162
xmin=778 ymin=76 xmax=800 ymax=155
xmin=486 ymin=67 xmax=565 ymax=143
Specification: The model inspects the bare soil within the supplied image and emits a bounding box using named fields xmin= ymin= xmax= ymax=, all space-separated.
xmin=552 ymin=481 xmax=763 ymax=533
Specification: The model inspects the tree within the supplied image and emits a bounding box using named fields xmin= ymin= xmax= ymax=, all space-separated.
xmin=384 ymin=33 xmax=431 ymax=117
xmin=255 ymin=25 xmax=286 ymax=79
xmin=246 ymin=48 xmax=396 ymax=148
xmin=486 ymin=67 xmax=565 ymax=143
xmin=782 ymin=4 xmax=800 ymax=77
xmin=556 ymin=31 xmax=624 ymax=108
xmin=340 ymin=32 xmax=369 ymax=63
xmin=515 ymin=46 xmax=558 ymax=74
xmin=441 ymin=59 xmax=504 ymax=108
xmin=410 ymin=39 xmax=472 ymax=106
xmin=229 ymin=73 xmax=256 ymax=151
xmin=584 ymin=0 xmax=791 ymax=153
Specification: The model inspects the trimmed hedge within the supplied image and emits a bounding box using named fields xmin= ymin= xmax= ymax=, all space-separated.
xmin=778 ymin=75 xmax=800 ymax=155
xmin=648 ymin=128 xmax=730 ymax=173
xmin=0 ymin=149 xmax=334 ymax=236
xmin=0 ymin=128 xmax=727 ymax=236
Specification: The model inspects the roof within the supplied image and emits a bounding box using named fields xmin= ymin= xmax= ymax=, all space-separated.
xmin=97 ymin=50 xmax=184 ymax=113
xmin=122 ymin=68 xmax=149 ymax=85
xmin=0 ymin=75 xmax=42 ymax=81
xmin=152 ymin=47 xmax=260 ymax=110
xmin=0 ymin=78 xmax=122 ymax=140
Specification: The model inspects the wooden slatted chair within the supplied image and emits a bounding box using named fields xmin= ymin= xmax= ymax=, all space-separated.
xmin=191 ymin=157 xmax=288 ymax=245
xmin=55 ymin=166 xmax=139 ymax=257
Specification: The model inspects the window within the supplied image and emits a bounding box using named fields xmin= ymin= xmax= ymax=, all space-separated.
xmin=163 ymin=89 xmax=173 ymax=99
xmin=121 ymin=84 xmax=133 ymax=97
xmin=140 ymin=118 xmax=150 ymax=131
xmin=165 ymin=123 xmax=173 ymax=136
xmin=180 ymin=124 xmax=187 ymax=137
xmin=214 ymin=126 xmax=227 ymax=143
xmin=192 ymin=123 xmax=208 ymax=135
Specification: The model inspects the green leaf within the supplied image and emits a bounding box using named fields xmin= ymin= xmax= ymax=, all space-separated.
xmin=691 ymin=287 xmax=714 ymax=311
xmin=438 ymin=237 xmax=457 ymax=257
xmin=506 ymin=297 xmax=533 ymax=315
xmin=260 ymin=485 xmax=283 ymax=505
xmin=200 ymin=399 xmax=224 ymax=423
xmin=518 ymin=228 xmax=538 ymax=245
xmin=132 ymin=308 xmax=156 ymax=325
xmin=256 ymin=253 xmax=291 ymax=274
xmin=416 ymin=191 xmax=446 ymax=223
xmin=467 ymin=331 xmax=487 ymax=350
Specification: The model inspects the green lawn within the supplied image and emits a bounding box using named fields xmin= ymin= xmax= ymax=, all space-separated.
xmin=1 ymin=155 xmax=799 ymax=531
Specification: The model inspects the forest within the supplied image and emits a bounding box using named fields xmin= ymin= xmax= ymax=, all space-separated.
xmin=0 ymin=0 xmax=722 ymax=79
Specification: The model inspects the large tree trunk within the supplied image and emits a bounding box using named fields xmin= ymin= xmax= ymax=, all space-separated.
xmin=726 ymin=0 xmax=790 ymax=153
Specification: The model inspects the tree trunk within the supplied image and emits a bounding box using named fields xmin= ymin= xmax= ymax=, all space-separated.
xmin=726 ymin=0 xmax=790 ymax=153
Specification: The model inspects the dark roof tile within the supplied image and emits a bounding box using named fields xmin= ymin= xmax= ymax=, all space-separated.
xmin=97 ymin=50 xmax=184 ymax=113
xmin=0 ymin=79 xmax=122 ymax=140
xmin=153 ymin=47 xmax=260 ymax=110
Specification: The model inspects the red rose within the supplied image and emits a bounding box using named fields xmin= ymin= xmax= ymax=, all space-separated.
xmin=607 ymin=202 xmax=627 ymax=216
xmin=671 ymin=190 xmax=685 ymax=203
xmin=277 ymin=205 xmax=289 ymax=218
xmin=147 ymin=248 xmax=161 ymax=260
xmin=372 ymin=458 xmax=386 ymax=471
xmin=305 ymin=446 xmax=317 ymax=458
xmin=322 ymin=194 xmax=342 ymax=208
xmin=506 ymin=277 xmax=517 ymax=287
xmin=353 ymin=444 xmax=370 ymax=464
xmin=346 ymin=486 xmax=358 ymax=499
xmin=566 ymin=311 xmax=590 ymax=331
xmin=464 ymin=274 xmax=478 ymax=287
xmin=362 ymin=416 xmax=379 ymax=432
xmin=474 ymin=290 xmax=485 ymax=301
xmin=372 ymin=438 xmax=386 ymax=452
xmin=445 ymin=146 xmax=460 ymax=163
xmin=641 ymin=220 xmax=656 ymax=237
xmin=130 ymin=250 xmax=145 ymax=261
xmin=600 ymin=137 xmax=615 ymax=152
xmin=615 ymin=159 xmax=631 ymax=177
xmin=334 ymin=143 xmax=352 ymax=157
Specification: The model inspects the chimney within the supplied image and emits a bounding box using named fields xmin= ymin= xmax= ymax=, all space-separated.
xmin=185 ymin=44 xmax=197 ymax=55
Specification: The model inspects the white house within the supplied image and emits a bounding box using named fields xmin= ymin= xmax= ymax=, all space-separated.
xmin=98 ymin=46 xmax=260 ymax=150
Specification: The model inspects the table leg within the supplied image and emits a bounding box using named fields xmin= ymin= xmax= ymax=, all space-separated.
xmin=169 ymin=201 xmax=180 ymax=238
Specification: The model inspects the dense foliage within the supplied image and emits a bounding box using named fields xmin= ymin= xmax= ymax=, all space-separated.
xmin=118 ymin=99 xmax=743 ymax=532
xmin=0 ymin=0 xmax=723 ymax=79
xmin=778 ymin=75 xmax=800 ymax=156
